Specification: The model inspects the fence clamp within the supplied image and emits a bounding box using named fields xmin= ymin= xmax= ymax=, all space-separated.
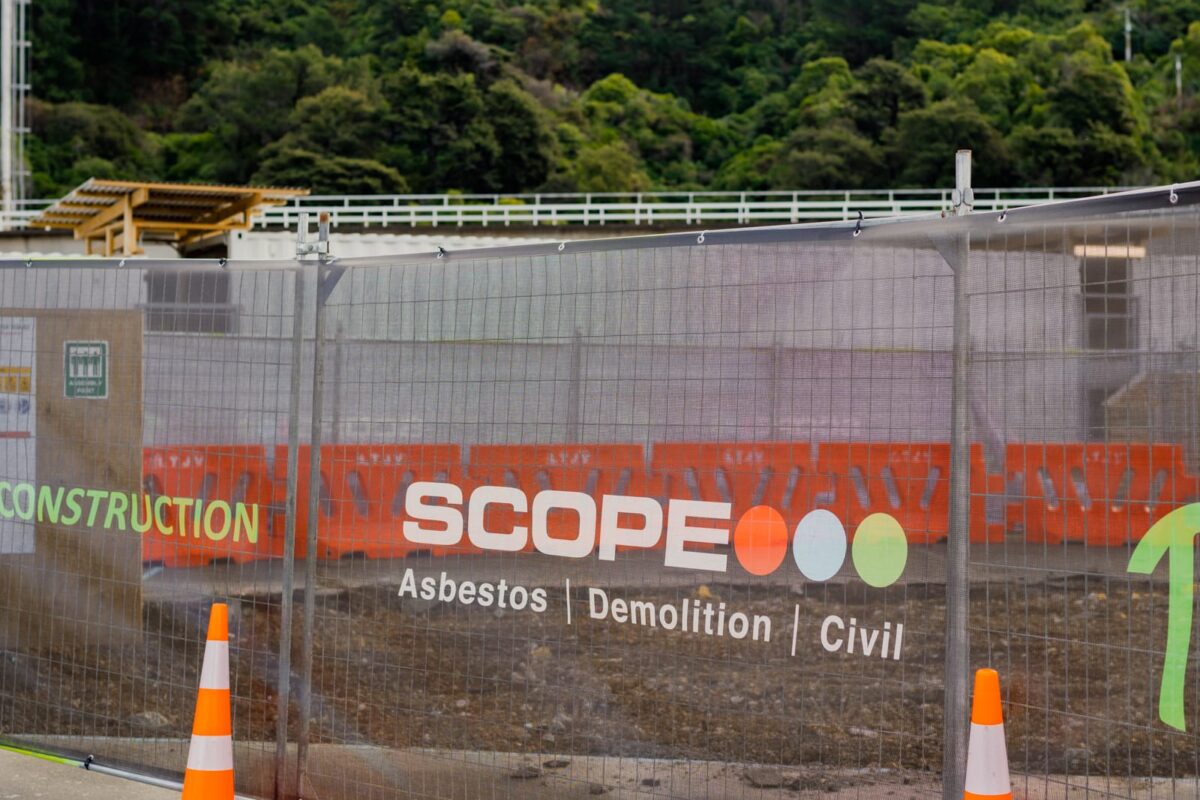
xmin=296 ymin=211 xmax=331 ymax=258
xmin=317 ymin=261 xmax=345 ymax=306
xmin=951 ymin=186 xmax=975 ymax=214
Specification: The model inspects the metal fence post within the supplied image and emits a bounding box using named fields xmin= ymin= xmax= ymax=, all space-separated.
xmin=296 ymin=269 xmax=325 ymax=796
xmin=273 ymin=265 xmax=306 ymax=800
xmin=296 ymin=215 xmax=332 ymax=797
xmin=944 ymin=150 xmax=973 ymax=800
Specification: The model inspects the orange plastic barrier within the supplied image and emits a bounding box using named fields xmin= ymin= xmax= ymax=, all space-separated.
xmin=815 ymin=442 xmax=1002 ymax=544
xmin=142 ymin=445 xmax=278 ymax=567
xmin=1006 ymin=443 xmax=1197 ymax=546
xmin=970 ymin=447 xmax=1007 ymax=544
xmin=145 ymin=439 xmax=1200 ymax=564
xmin=469 ymin=444 xmax=648 ymax=548
xmin=649 ymin=441 xmax=1003 ymax=544
xmin=817 ymin=443 xmax=948 ymax=543
xmin=276 ymin=444 xmax=466 ymax=559
xmin=649 ymin=442 xmax=825 ymax=528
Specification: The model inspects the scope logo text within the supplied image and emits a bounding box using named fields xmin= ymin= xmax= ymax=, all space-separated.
xmin=403 ymin=482 xmax=909 ymax=586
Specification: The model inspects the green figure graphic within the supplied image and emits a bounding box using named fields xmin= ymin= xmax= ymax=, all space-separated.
xmin=1127 ymin=503 xmax=1200 ymax=731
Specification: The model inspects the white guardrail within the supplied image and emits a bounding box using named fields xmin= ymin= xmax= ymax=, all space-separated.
xmin=11 ymin=187 xmax=1132 ymax=231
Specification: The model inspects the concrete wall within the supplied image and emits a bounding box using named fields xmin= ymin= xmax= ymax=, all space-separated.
xmin=2 ymin=223 xmax=1198 ymax=454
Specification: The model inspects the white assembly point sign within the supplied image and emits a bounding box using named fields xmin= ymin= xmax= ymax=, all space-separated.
xmin=0 ymin=316 xmax=34 ymax=554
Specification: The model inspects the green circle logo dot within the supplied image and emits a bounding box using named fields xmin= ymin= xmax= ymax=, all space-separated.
xmin=851 ymin=513 xmax=908 ymax=588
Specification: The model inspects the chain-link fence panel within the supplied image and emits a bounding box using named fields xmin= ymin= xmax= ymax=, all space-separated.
xmin=288 ymin=236 xmax=955 ymax=799
xmin=968 ymin=203 xmax=1200 ymax=799
xmin=2 ymin=184 xmax=1200 ymax=800
xmin=0 ymin=262 xmax=305 ymax=798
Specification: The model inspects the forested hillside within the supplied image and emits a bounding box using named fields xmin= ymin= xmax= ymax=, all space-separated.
xmin=27 ymin=0 xmax=1200 ymax=195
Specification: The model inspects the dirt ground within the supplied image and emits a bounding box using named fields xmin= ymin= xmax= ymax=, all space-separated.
xmin=0 ymin=567 xmax=1196 ymax=787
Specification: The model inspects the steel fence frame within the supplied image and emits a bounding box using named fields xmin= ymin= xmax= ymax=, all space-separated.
xmin=0 ymin=180 xmax=1198 ymax=799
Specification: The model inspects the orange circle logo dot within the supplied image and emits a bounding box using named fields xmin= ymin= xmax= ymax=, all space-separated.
xmin=733 ymin=505 xmax=788 ymax=576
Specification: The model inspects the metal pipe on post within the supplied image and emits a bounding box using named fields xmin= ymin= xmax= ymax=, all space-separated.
xmin=296 ymin=212 xmax=331 ymax=797
xmin=1177 ymin=54 xmax=1184 ymax=109
xmin=943 ymin=149 xmax=973 ymax=800
xmin=1125 ymin=7 xmax=1133 ymax=63
xmin=273 ymin=265 xmax=306 ymax=800
xmin=566 ymin=328 xmax=582 ymax=442
xmin=1 ymin=0 xmax=13 ymax=230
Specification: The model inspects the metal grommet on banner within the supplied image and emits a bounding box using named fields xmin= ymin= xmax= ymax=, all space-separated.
xmin=697 ymin=231 xmax=707 ymax=244
xmin=84 ymin=755 xmax=94 ymax=770
xmin=118 ymin=259 xmax=126 ymax=268
xmin=436 ymin=246 xmax=447 ymax=259
xmin=557 ymin=242 xmax=565 ymax=252
xmin=998 ymin=211 xmax=1007 ymax=222
xmin=1170 ymin=186 xmax=1180 ymax=205
xmin=218 ymin=257 xmax=228 ymax=269
xmin=23 ymin=259 xmax=31 ymax=269
xmin=852 ymin=211 xmax=863 ymax=238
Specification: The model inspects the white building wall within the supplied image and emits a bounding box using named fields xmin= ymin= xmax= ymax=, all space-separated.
xmin=0 ymin=224 xmax=1194 ymax=448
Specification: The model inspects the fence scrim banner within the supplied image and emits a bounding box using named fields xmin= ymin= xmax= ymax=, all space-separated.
xmin=0 ymin=184 xmax=1199 ymax=799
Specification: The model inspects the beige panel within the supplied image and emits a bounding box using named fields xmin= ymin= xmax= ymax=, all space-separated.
xmin=0 ymin=309 xmax=142 ymax=649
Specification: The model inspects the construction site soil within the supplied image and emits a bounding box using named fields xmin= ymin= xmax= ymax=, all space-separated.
xmin=0 ymin=572 xmax=1194 ymax=782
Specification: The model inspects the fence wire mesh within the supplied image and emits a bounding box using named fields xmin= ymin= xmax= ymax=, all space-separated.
xmin=0 ymin=264 xmax=302 ymax=794
xmin=0 ymin=185 xmax=1196 ymax=800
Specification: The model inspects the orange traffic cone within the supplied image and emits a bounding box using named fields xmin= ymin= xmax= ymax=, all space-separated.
xmin=964 ymin=668 xmax=1011 ymax=800
xmin=181 ymin=603 xmax=235 ymax=799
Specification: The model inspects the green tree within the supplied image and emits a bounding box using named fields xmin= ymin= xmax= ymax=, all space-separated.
xmin=276 ymin=86 xmax=388 ymax=159
xmin=803 ymin=0 xmax=926 ymax=68
xmin=23 ymin=0 xmax=1200 ymax=195
xmin=952 ymin=48 xmax=1026 ymax=133
xmin=1008 ymin=125 xmax=1082 ymax=184
xmin=909 ymin=40 xmax=976 ymax=101
xmin=575 ymin=0 xmax=791 ymax=116
xmin=41 ymin=0 xmax=236 ymax=108
xmin=777 ymin=125 xmax=888 ymax=189
xmin=711 ymin=138 xmax=784 ymax=191
xmin=1048 ymin=50 xmax=1141 ymax=135
xmin=576 ymin=73 xmax=722 ymax=187
xmin=252 ymin=148 xmax=408 ymax=193
xmin=486 ymin=79 xmax=558 ymax=192
xmin=380 ymin=67 xmax=502 ymax=192
xmin=847 ymin=58 xmax=927 ymax=140
xmin=568 ymin=141 xmax=651 ymax=192
xmin=176 ymin=46 xmax=370 ymax=184
xmin=27 ymin=100 xmax=162 ymax=196
xmin=29 ymin=0 xmax=84 ymax=103
xmin=892 ymin=97 xmax=1011 ymax=185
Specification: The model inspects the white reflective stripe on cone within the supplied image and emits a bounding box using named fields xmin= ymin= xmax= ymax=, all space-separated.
xmin=186 ymin=734 xmax=234 ymax=772
xmin=964 ymin=723 xmax=1011 ymax=796
xmin=199 ymin=641 xmax=230 ymax=690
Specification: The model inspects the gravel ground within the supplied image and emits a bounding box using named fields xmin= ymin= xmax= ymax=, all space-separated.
xmin=0 ymin=569 xmax=1196 ymax=789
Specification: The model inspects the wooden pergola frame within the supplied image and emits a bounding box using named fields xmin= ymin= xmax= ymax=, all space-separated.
xmin=31 ymin=179 xmax=309 ymax=256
